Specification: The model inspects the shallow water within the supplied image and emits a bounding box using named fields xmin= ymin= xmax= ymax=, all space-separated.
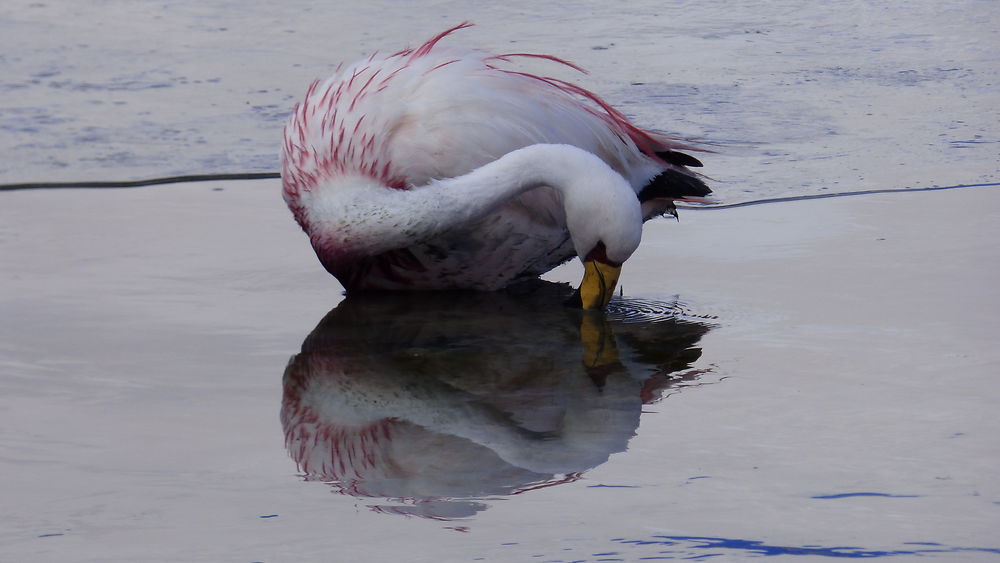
xmin=3 ymin=181 xmax=999 ymax=561
xmin=2 ymin=1 xmax=1000 ymax=562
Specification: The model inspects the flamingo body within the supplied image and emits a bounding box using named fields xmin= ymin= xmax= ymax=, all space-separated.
xmin=281 ymin=24 xmax=709 ymax=293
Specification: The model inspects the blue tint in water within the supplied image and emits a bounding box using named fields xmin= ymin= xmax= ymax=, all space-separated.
xmin=811 ymin=492 xmax=921 ymax=499
xmin=613 ymin=536 xmax=1000 ymax=559
xmin=587 ymin=484 xmax=641 ymax=488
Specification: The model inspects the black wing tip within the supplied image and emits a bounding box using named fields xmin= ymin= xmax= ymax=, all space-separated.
xmin=656 ymin=150 xmax=703 ymax=168
xmin=638 ymin=169 xmax=712 ymax=203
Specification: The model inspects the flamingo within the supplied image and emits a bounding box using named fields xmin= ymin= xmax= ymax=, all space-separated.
xmin=281 ymin=23 xmax=711 ymax=309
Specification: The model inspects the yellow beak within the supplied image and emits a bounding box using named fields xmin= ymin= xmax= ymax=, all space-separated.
xmin=578 ymin=260 xmax=622 ymax=310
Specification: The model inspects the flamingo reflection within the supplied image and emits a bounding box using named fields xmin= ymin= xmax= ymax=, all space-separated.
xmin=281 ymin=281 xmax=712 ymax=518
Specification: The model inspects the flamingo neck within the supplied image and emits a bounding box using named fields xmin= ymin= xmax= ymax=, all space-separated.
xmin=302 ymin=144 xmax=642 ymax=266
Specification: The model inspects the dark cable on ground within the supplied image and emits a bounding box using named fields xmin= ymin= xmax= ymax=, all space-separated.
xmin=677 ymin=182 xmax=1000 ymax=210
xmin=0 ymin=172 xmax=995 ymax=209
xmin=0 ymin=172 xmax=280 ymax=191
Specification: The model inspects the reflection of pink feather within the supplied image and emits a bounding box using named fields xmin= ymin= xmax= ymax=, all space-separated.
xmin=282 ymin=363 xmax=398 ymax=496
xmin=281 ymin=356 xmax=566 ymax=501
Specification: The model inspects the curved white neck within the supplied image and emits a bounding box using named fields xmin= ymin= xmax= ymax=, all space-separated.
xmin=306 ymin=144 xmax=642 ymax=262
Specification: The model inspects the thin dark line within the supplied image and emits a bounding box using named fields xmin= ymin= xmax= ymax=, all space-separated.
xmin=0 ymin=172 xmax=281 ymax=191
xmin=677 ymin=182 xmax=1000 ymax=210
xmin=0 ymin=173 xmax=996 ymax=208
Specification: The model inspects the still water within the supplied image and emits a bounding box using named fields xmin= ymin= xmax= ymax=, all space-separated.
xmin=3 ymin=181 xmax=998 ymax=561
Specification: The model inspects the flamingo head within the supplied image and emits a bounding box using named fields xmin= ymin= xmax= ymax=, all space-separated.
xmin=560 ymin=164 xmax=643 ymax=310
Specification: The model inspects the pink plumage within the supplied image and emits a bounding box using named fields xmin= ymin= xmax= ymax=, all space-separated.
xmin=281 ymin=23 xmax=709 ymax=294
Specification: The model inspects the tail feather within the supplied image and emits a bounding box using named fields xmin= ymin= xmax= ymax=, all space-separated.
xmin=638 ymin=168 xmax=712 ymax=204
xmin=655 ymin=150 xmax=703 ymax=168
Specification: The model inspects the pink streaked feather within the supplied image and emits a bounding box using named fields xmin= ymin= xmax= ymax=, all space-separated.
xmin=487 ymin=52 xmax=589 ymax=74
xmin=410 ymin=21 xmax=475 ymax=58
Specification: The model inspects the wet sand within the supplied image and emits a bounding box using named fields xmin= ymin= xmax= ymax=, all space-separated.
xmin=1 ymin=181 xmax=997 ymax=561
